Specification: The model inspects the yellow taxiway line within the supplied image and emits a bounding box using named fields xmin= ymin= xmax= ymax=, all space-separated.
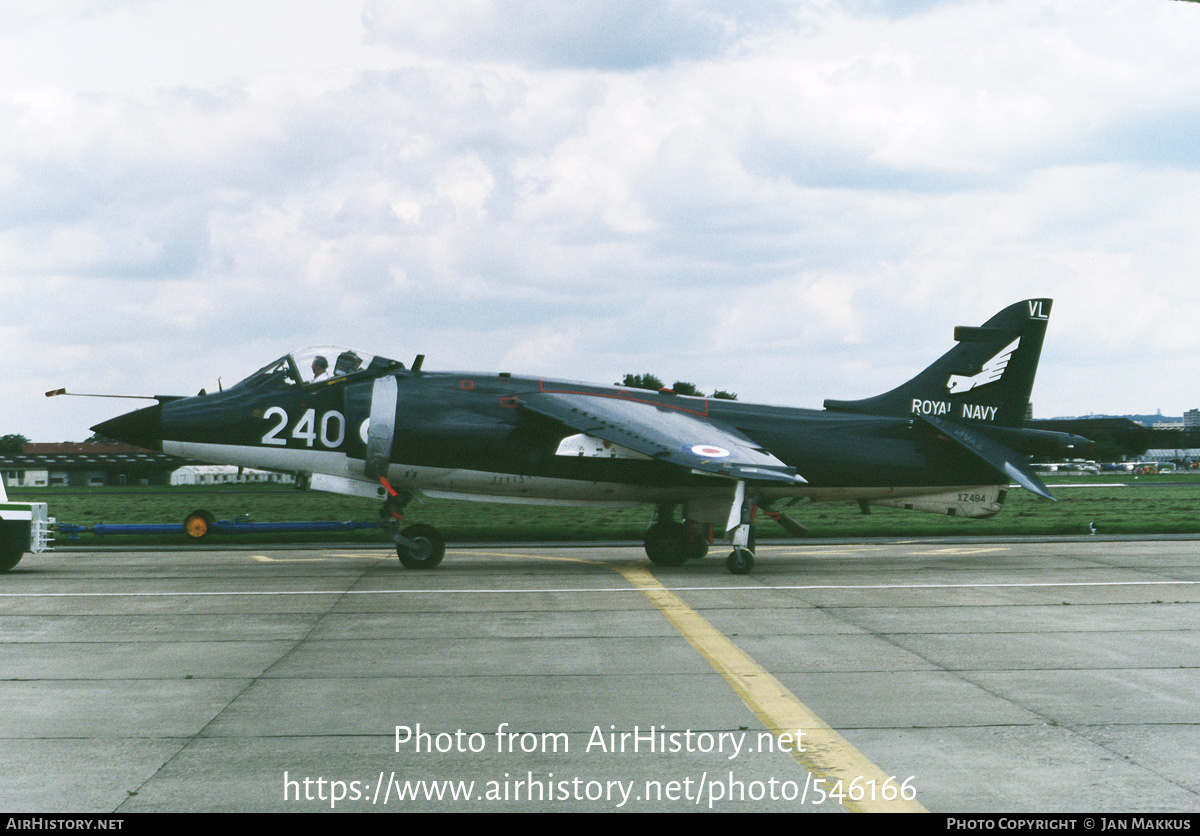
xmin=615 ymin=564 xmax=928 ymax=813
xmin=457 ymin=549 xmax=927 ymax=812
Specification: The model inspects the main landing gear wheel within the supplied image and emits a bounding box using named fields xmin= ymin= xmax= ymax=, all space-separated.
xmin=726 ymin=548 xmax=754 ymax=575
xmin=395 ymin=523 xmax=446 ymax=570
xmin=644 ymin=521 xmax=688 ymax=567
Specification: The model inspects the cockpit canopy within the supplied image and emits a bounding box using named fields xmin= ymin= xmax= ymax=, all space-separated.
xmin=235 ymin=346 xmax=404 ymax=389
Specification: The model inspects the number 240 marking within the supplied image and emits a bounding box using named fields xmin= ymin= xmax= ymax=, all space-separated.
xmin=261 ymin=407 xmax=345 ymax=448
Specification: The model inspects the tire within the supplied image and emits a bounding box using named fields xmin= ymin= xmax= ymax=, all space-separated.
xmin=184 ymin=510 xmax=216 ymax=539
xmin=0 ymin=521 xmax=23 ymax=572
xmin=0 ymin=549 xmax=21 ymax=572
xmin=397 ymin=523 xmax=446 ymax=570
xmin=726 ymin=548 xmax=754 ymax=575
xmin=644 ymin=521 xmax=688 ymax=567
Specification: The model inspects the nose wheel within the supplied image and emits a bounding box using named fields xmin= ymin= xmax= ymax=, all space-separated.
xmin=394 ymin=523 xmax=445 ymax=570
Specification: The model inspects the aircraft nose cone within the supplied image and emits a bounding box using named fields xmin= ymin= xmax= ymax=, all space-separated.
xmin=91 ymin=403 xmax=163 ymax=451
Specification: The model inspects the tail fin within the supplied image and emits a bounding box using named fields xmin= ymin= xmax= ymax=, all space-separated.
xmin=824 ymin=299 xmax=1051 ymax=428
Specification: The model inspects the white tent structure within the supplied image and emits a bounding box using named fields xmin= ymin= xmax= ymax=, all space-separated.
xmin=170 ymin=466 xmax=293 ymax=486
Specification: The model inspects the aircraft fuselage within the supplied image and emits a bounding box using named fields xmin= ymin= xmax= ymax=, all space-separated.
xmin=143 ymin=370 xmax=1001 ymax=510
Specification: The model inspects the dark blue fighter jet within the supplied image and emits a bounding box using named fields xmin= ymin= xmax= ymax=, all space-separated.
xmin=91 ymin=299 xmax=1091 ymax=574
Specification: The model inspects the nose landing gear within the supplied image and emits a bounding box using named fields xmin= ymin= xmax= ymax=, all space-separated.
xmin=379 ymin=479 xmax=446 ymax=570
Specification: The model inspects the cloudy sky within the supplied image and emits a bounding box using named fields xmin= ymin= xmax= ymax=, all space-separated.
xmin=4 ymin=0 xmax=1200 ymax=441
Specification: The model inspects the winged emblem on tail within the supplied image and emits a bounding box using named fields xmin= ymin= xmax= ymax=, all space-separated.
xmin=946 ymin=338 xmax=1020 ymax=394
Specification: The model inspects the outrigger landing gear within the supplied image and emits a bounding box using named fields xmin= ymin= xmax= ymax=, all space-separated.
xmin=725 ymin=483 xmax=758 ymax=576
xmin=643 ymin=505 xmax=710 ymax=567
xmin=378 ymin=479 xmax=446 ymax=570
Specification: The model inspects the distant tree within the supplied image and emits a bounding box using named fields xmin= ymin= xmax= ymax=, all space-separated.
xmin=618 ymin=373 xmax=738 ymax=399
xmin=0 ymin=434 xmax=29 ymax=456
xmin=620 ymin=373 xmax=664 ymax=391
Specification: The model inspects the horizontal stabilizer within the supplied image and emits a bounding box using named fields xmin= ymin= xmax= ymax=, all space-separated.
xmin=921 ymin=416 xmax=1055 ymax=501
xmin=952 ymin=326 xmax=1001 ymax=342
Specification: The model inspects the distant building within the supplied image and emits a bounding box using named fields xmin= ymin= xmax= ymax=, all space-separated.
xmin=0 ymin=442 xmax=192 ymax=488
xmin=170 ymin=466 xmax=293 ymax=486
xmin=1185 ymin=409 xmax=1200 ymax=429
xmin=1141 ymin=449 xmax=1200 ymax=466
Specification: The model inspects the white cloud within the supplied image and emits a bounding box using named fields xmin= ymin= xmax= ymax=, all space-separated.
xmin=361 ymin=0 xmax=786 ymax=70
xmin=5 ymin=0 xmax=1200 ymax=440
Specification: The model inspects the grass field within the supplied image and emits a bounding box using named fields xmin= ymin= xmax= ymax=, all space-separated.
xmin=11 ymin=471 xmax=1200 ymax=547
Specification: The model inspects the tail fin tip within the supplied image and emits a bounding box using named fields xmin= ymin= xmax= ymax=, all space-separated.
xmin=824 ymin=298 xmax=1053 ymax=428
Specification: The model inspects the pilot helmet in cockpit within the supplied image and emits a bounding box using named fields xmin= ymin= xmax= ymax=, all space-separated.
xmin=334 ymin=351 xmax=363 ymax=377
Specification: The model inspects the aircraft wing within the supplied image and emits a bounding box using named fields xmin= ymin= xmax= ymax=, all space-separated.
xmin=520 ymin=391 xmax=806 ymax=485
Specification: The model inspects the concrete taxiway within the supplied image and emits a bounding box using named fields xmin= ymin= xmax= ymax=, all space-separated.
xmin=1 ymin=537 xmax=1198 ymax=813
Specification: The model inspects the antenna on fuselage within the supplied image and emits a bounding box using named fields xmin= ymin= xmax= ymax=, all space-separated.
xmin=45 ymin=389 xmax=158 ymax=400
xmin=411 ymin=354 xmax=424 ymax=372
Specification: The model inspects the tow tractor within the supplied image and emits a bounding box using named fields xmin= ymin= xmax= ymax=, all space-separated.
xmin=0 ymin=479 xmax=53 ymax=571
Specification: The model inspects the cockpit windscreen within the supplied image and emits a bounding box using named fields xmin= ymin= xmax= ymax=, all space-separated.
xmin=235 ymin=347 xmax=403 ymax=389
